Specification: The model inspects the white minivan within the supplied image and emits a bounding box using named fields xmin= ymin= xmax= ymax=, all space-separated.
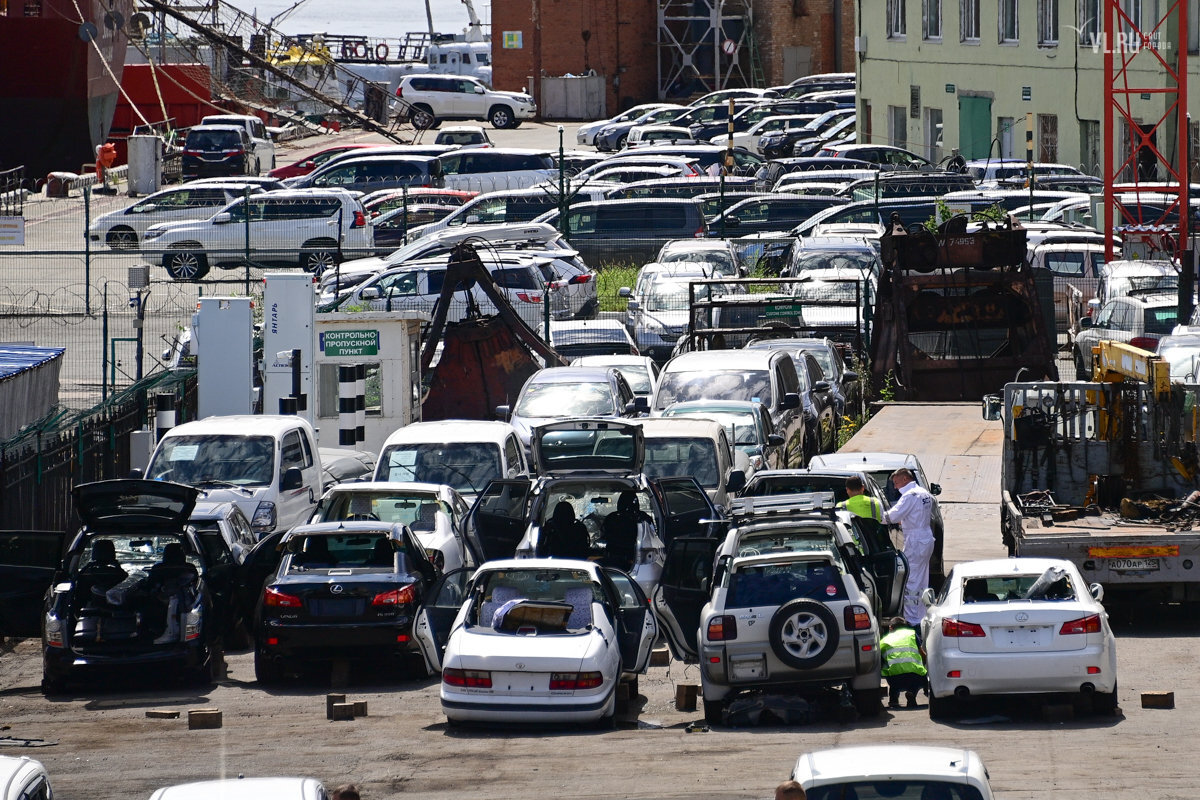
xmin=374 ymin=420 xmax=528 ymax=502
xmin=144 ymin=415 xmax=324 ymax=538
xmin=199 ymin=113 xmax=277 ymax=173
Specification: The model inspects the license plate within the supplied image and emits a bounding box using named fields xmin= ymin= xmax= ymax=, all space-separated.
xmin=1108 ymin=557 xmax=1159 ymax=571
xmin=730 ymin=657 xmax=766 ymax=680
xmin=1001 ymin=626 xmax=1047 ymax=646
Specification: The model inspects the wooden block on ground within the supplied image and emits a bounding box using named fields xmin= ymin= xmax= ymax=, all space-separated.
xmin=649 ymin=647 xmax=670 ymax=667
xmin=187 ymin=709 xmax=222 ymax=729
xmin=675 ymin=684 xmax=698 ymax=712
xmin=326 ymin=693 xmax=347 ymax=720
xmin=352 ymin=701 xmax=368 ymax=717
xmin=145 ymin=709 xmax=180 ymax=719
xmin=330 ymin=702 xmax=356 ymax=721
xmin=1041 ymin=703 xmax=1074 ymax=723
xmin=1142 ymin=691 xmax=1175 ymax=709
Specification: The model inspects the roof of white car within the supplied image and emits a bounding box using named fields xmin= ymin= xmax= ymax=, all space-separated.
xmin=1101 ymin=259 xmax=1177 ymax=276
xmin=148 ymin=777 xmax=325 ymax=800
xmin=0 ymin=756 xmax=48 ymax=800
xmin=323 ymin=480 xmax=453 ymax=497
xmin=475 ymin=557 xmax=600 ymax=576
xmin=810 ymin=452 xmax=920 ymax=471
xmin=663 ymin=349 xmax=777 ymax=371
xmin=380 ymin=420 xmax=517 ymax=447
xmin=634 ymin=417 xmax=725 ymax=438
xmin=793 ymin=745 xmax=986 ymax=786
xmin=950 ymin=557 xmax=1078 ymax=578
xmin=164 ymin=415 xmax=313 ymax=437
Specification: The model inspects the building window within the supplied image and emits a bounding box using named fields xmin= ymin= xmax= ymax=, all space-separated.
xmin=998 ymin=116 xmax=1016 ymax=158
xmin=925 ymin=107 xmax=944 ymax=164
xmin=1080 ymin=119 xmax=1100 ymax=175
xmin=999 ymin=0 xmax=1019 ymax=42
xmin=1122 ymin=0 xmax=1141 ymax=35
xmin=1190 ymin=120 xmax=1200 ymax=181
xmin=1190 ymin=0 xmax=1199 ymax=53
xmin=862 ymin=99 xmax=873 ymax=143
xmin=960 ymin=0 xmax=980 ymax=41
xmin=923 ymin=0 xmax=942 ymax=39
xmin=1038 ymin=114 xmax=1059 ymax=162
xmin=1078 ymin=0 xmax=1101 ymax=45
xmin=887 ymin=0 xmax=907 ymax=38
xmin=1038 ymin=0 xmax=1059 ymax=45
xmin=888 ymin=105 xmax=908 ymax=150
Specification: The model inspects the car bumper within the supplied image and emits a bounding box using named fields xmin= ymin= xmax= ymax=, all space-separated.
xmin=44 ymin=640 xmax=209 ymax=675
xmin=928 ymin=646 xmax=1117 ymax=697
xmin=633 ymin=330 xmax=683 ymax=362
xmin=441 ymin=683 xmax=615 ymax=723
xmin=258 ymin=619 xmax=415 ymax=655
xmin=700 ymin=632 xmax=880 ymax=690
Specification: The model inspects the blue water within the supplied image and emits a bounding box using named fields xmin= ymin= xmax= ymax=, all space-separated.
xmin=242 ymin=0 xmax=490 ymax=41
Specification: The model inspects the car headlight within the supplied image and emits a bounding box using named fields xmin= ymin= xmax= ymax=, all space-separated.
xmin=251 ymin=501 xmax=277 ymax=533
xmin=144 ymin=229 xmax=164 ymax=240
xmin=642 ymin=316 xmax=665 ymax=333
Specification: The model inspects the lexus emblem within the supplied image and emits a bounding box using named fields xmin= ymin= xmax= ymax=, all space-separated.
xmin=331 ymin=584 xmax=344 ymax=594
xmin=1015 ymin=611 xmax=1029 ymax=622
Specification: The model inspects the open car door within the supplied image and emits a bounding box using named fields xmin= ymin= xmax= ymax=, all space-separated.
xmin=603 ymin=567 xmax=658 ymax=674
xmin=849 ymin=517 xmax=907 ymax=617
xmin=413 ymin=566 xmax=474 ymax=675
xmin=651 ymin=536 xmax=719 ymax=664
xmin=651 ymin=477 xmax=724 ymax=544
xmin=466 ymin=478 xmax=531 ymax=561
xmin=0 ymin=531 xmax=65 ymax=638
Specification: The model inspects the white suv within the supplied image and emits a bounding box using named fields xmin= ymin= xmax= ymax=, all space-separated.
xmin=396 ymin=74 xmax=536 ymax=130
xmin=199 ymin=114 xmax=277 ymax=173
xmin=144 ymin=189 xmax=373 ymax=281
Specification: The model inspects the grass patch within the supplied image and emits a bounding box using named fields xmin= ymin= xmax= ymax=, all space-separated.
xmin=597 ymin=265 xmax=639 ymax=312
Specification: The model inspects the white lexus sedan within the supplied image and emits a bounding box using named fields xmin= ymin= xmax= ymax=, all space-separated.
xmin=413 ymin=558 xmax=658 ymax=726
xmin=920 ymin=558 xmax=1117 ymax=719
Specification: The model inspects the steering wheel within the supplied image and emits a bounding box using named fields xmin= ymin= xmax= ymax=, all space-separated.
xmin=740 ymin=547 xmax=761 ymax=556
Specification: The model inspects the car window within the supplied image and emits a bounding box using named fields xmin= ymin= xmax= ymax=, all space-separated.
xmin=376 ymin=271 xmax=420 ymax=296
xmin=504 ymin=436 xmax=522 ymax=474
xmin=806 ymin=782 xmax=985 ymax=800
xmin=644 ymin=437 xmax=719 ymax=488
xmin=281 ymin=430 xmax=308 ymax=471
xmin=662 ymin=538 xmax=715 ymax=590
xmin=776 ymin=357 xmax=800 ymax=395
xmin=726 ymin=560 xmax=846 ymax=608
xmin=197 ymin=530 xmax=234 ymax=565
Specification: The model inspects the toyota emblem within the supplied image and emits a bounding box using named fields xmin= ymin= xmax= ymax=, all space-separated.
xmin=331 ymin=584 xmax=344 ymax=594
xmin=1015 ymin=611 xmax=1029 ymax=622
xmin=515 ymin=662 xmax=525 ymax=670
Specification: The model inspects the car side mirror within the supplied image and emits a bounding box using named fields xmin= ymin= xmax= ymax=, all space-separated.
xmin=474 ymin=85 xmax=485 ymax=94
xmin=360 ymin=286 xmax=382 ymax=300
xmin=920 ymin=587 xmax=936 ymax=607
xmin=725 ymin=215 xmax=741 ymax=228
xmin=780 ymin=392 xmax=800 ymax=410
xmin=280 ymin=467 xmax=304 ymax=491
xmin=843 ymin=370 xmax=859 ymax=382
xmin=626 ymin=396 xmax=650 ymax=415
xmin=726 ymin=469 xmax=746 ymax=493
xmin=626 ymin=299 xmax=640 ymax=311
xmin=813 ymin=380 xmax=832 ymax=393
xmin=981 ymin=393 xmax=1002 ymax=421
xmin=465 ymin=214 xmax=481 ymax=224
xmin=930 ymin=483 xmax=942 ymax=496
xmin=212 ymin=212 xmax=232 ymax=224
xmin=767 ymin=433 xmax=784 ymax=447
xmin=1090 ymin=582 xmax=1104 ymax=602
xmin=303 ymin=160 xmax=314 ymax=169
xmin=128 ymin=468 xmax=144 ymax=479
xmin=618 ymin=287 xmax=631 ymax=298
xmin=1078 ymin=316 xmax=1093 ymax=329
xmin=495 ymin=404 xmax=512 ymax=421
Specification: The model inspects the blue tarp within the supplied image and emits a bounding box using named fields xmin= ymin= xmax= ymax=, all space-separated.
xmin=0 ymin=346 xmax=64 ymax=381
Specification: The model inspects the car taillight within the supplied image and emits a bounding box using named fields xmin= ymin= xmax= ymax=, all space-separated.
xmin=694 ymin=226 xmax=706 ymax=238
xmin=1060 ymin=614 xmax=1101 ymax=635
xmin=264 ymin=586 xmax=303 ymax=608
xmin=182 ymin=149 xmax=201 ymax=156
xmin=550 ymin=672 xmax=603 ymax=690
xmin=184 ymin=606 xmax=202 ymax=641
xmin=569 ymin=273 xmax=593 ymax=284
xmin=941 ymin=618 xmax=986 ymax=637
xmin=707 ymin=615 xmax=737 ymax=641
xmin=516 ymin=292 xmax=542 ymax=303
xmin=1129 ymin=337 xmax=1157 ymax=351
xmin=443 ymin=668 xmax=492 ymax=688
xmin=45 ymin=614 xmax=64 ymax=647
xmin=372 ymin=584 xmax=417 ymax=606
xmin=223 ymin=148 xmax=245 ymax=156
xmin=629 ymin=345 xmax=639 ymax=354
xmin=352 ymin=210 xmax=366 ymax=228
xmin=844 ymin=604 xmax=872 ymax=631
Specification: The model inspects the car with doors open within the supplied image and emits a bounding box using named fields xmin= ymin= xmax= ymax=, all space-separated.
xmin=919 ymin=557 xmax=1117 ymax=720
xmin=653 ymin=492 xmax=900 ymax=722
xmin=412 ymin=558 xmax=657 ymax=726
xmin=465 ymin=419 xmax=720 ymax=596
xmin=252 ymin=520 xmax=438 ymax=683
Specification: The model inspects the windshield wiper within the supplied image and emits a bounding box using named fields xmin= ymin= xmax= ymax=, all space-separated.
xmin=194 ymin=479 xmax=252 ymax=494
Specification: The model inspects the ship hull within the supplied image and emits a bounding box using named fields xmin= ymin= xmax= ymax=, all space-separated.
xmin=0 ymin=0 xmax=130 ymax=180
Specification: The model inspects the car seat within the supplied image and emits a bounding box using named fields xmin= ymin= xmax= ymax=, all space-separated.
xmin=345 ymin=495 xmax=379 ymax=521
xmin=963 ymin=578 xmax=997 ymax=603
xmin=480 ymin=585 xmax=521 ymax=627
xmin=367 ymin=538 xmax=394 ymax=567
xmin=297 ymin=536 xmax=337 ymax=567
xmin=563 ymin=586 xmax=594 ymax=629
xmin=919 ymin=784 xmax=954 ymax=800
xmin=412 ymin=502 xmax=439 ymax=532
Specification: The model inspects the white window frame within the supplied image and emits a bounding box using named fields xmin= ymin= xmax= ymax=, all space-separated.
xmin=1038 ymin=0 xmax=1059 ymax=45
xmin=923 ymin=0 xmax=943 ymax=39
xmin=888 ymin=105 xmax=908 ymax=150
xmin=960 ymin=0 xmax=981 ymax=41
xmin=887 ymin=0 xmax=907 ymax=38
xmin=1078 ymin=0 xmax=1101 ymax=45
xmin=999 ymin=0 xmax=1019 ymax=43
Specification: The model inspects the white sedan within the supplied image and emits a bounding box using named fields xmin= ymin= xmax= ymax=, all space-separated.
xmin=413 ymin=558 xmax=658 ymax=725
xmin=920 ymin=557 xmax=1117 ymax=719
xmin=791 ymin=744 xmax=996 ymax=800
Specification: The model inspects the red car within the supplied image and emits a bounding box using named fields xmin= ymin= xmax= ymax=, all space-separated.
xmin=267 ymin=144 xmax=380 ymax=179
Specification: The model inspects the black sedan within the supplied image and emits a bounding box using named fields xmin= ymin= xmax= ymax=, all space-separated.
xmin=253 ymin=521 xmax=437 ymax=683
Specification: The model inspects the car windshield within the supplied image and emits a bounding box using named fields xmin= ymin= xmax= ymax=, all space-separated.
xmin=1108 ymin=274 xmax=1177 ymax=298
xmin=643 ymin=437 xmax=719 ymax=488
xmin=665 ymin=408 xmax=761 ymax=447
xmin=647 ymin=280 xmax=706 ymax=311
xmin=472 ymin=568 xmax=599 ymax=632
xmin=377 ymin=443 xmax=501 ymax=495
xmin=284 ymin=532 xmax=408 ymax=572
xmin=146 ymin=435 xmax=274 ymax=486
xmin=803 ymin=347 xmax=838 ymax=377
xmin=654 ymin=369 xmax=773 ymax=409
xmin=75 ymin=534 xmax=200 ymax=575
xmin=791 ymin=277 xmax=867 ymax=303
xmin=962 ymin=567 xmax=1076 ymax=602
xmin=317 ymin=491 xmax=448 ymax=529
xmin=744 ymin=474 xmax=850 ymax=501
xmin=659 ymin=250 xmax=737 ymax=275
xmin=516 ymin=380 xmax=616 ymax=417
xmin=791 ymin=251 xmax=877 ymax=277
xmin=806 ymin=782 xmax=985 ymax=800
xmin=1158 ymin=343 xmax=1200 ymax=381
xmin=735 ymin=529 xmax=836 ymax=557
xmin=614 ymin=364 xmax=652 ymax=394
xmin=726 ymin=559 xmax=845 ymax=608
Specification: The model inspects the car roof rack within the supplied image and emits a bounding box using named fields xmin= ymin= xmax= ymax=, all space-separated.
xmin=729 ymin=492 xmax=839 ymax=521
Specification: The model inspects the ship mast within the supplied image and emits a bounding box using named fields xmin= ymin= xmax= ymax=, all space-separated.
xmin=424 ymin=0 xmax=434 ymax=37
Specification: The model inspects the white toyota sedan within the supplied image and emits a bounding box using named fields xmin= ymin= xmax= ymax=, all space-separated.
xmin=920 ymin=558 xmax=1117 ymax=719
xmin=413 ymin=558 xmax=658 ymax=726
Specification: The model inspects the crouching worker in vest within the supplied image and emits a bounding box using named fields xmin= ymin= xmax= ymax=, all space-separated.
xmin=880 ymin=617 xmax=927 ymax=709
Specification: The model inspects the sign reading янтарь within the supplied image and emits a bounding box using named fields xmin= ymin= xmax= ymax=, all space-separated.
xmin=320 ymin=329 xmax=380 ymax=357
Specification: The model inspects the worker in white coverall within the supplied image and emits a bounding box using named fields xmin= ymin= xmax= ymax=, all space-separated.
xmin=882 ymin=467 xmax=936 ymax=626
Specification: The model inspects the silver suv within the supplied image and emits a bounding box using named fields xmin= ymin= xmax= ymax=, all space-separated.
xmin=654 ymin=493 xmax=907 ymax=723
xmin=396 ymin=74 xmax=536 ymax=130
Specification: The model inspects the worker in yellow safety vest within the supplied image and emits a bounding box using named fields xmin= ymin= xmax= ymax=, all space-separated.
xmin=837 ymin=475 xmax=883 ymax=521
xmin=880 ymin=617 xmax=928 ymax=709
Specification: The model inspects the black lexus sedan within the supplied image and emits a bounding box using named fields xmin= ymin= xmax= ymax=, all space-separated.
xmin=253 ymin=521 xmax=437 ymax=683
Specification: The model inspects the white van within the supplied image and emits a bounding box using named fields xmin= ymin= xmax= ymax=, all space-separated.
xmin=375 ymin=420 xmax=528 ymax=501
xmin=144 ymin=415 xmax=323 ymax=537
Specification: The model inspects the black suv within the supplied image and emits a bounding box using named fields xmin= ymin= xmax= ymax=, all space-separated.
xmin=182 ymin=124 xmax=253 ymax=180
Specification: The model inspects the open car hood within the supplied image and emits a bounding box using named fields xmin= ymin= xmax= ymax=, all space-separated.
xmin=531 ymin=419 xmax=644 ymax=476
xmin=73 ymin=479 xmax=199 ymax=532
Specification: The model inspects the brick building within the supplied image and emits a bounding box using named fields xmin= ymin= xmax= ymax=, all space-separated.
xmin=490 ymin=0 xmax=856 ymax=116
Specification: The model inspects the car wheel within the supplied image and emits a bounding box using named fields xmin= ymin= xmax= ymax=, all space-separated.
xmin=1075 ymin=350 xmax=1090 ymax=380
xmin=767 ymin=598 xmax=839 ymax=670
xmin=489 ymin=106 xmax=514 ymax=129
xmin=852 ymin=686 xmax=882 ymax=717
xmin=41 ymin=671 xmax=68 ymax=696
xmin=928 ymin=693 xmax=957 ymax=721
xmin=163 ymin=250 xmax=209 ymax=281
xmin=410 ymin=105 xmax=437 ymax=130
xmin=1092 ymin=682 xmax=1118 ymax=715
xmin=301 ymin=247 xmax=338 ymax=274
xmin=703 ymin=697 xmax=724 ymax=725
xmin=190 ymin=642 xmax=224 ymax=686
xmin=616 ymin=134 xmax=628 ymax=149
xmin=106 ymin=227 xmax=138 ymax=250
xmin=254 ymin=649 xmax=285 ymax=685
